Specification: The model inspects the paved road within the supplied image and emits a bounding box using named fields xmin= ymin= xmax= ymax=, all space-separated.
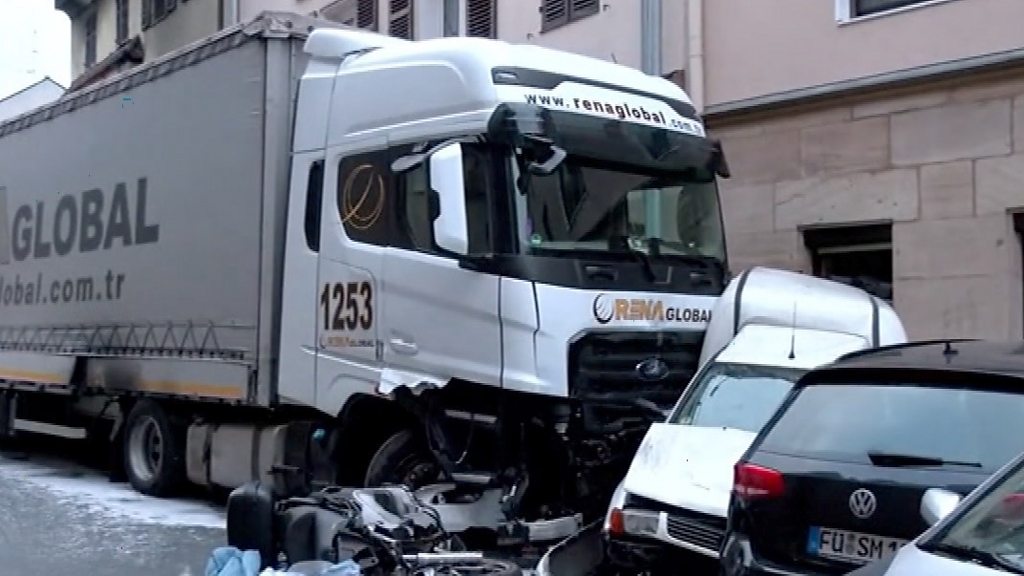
xmin=0 ymin=446 xmax=225 ymax=576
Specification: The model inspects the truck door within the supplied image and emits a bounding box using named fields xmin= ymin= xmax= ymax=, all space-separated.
xmin=378 ymin=142 xmax=503 ymax=389
xmin=315 ymin=138 xmax=389 ymax=409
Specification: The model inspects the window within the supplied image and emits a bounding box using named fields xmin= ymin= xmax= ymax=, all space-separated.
xmin=388 ymin=0 xmax=413 ymax=40
xmin=466 ymin=0 xmax=496 ymax=38
xmin=931 ymin=458 xmax=1024 ymax=562
xmin=305 ymin=161 xmax=325 ymax=252
xmin=320 ymin=0 xmax=378 ymax=30
xmin=837 ymin=0 xmax=938 ymax=20
xmin=524 ymin=164 xmax=726 ymax=263
xmin=84 ymin=11 xmax=98 ymax=68
xmin=669 ymin=363 xmax=804 ymax=433
xmin=115 ymin=0 xmax=129 ymax=45
xmin=397 ymin=144 xmax=494 ymax=256
xmin=760 ymin=383 xmax=1024 ymax=473
xmin=803 ymin=223 xmax=893 ymax=302
xmin=336 ymin=144 xmax=495 ymax=256
xmin=337 ymin=151 xmax=396 ymax=247
xmin=142 ymin=0 xmax=176 ymax=31
xmin=541 ymin=0 xmax=599 ymax=33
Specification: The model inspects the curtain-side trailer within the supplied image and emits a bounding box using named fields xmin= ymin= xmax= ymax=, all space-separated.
xmin=0 ymin=13 xmax=328 ymax=496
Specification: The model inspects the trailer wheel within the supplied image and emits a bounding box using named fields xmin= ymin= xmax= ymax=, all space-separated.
xmin=363 ymin=428 xmax=440 ymax=489
xmin=123 ymin=399 xmax=186 ymax=497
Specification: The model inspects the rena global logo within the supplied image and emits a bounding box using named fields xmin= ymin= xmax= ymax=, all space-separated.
xmin=590 ymin=293 xmax=713 ymax=325
xmin=592 ymin=293 xmax=614 ymax=325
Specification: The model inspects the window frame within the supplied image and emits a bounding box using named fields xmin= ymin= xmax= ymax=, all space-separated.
xmin=541 ymin=0 xmax=600 ymax=34
xmin=836 ymin=0 xmax=957 ymax=22
xmin=115 ymin=0 xmax=129 ymax=45
xmin=803 ymin=222 xmax=893 ymax=302
xmin=84 ymin=10 xmax=98 ymax=68
xmin=142 ymin=0 xmax=177 ymax=31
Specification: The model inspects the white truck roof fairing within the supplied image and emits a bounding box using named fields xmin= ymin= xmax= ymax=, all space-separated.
xmin=302 ymin=28 xmax=706 ymax=147
xmin=699 ymin=267 xmax=907 ymax=368
xmin=305 ymin=28 xmax=696 ymax=107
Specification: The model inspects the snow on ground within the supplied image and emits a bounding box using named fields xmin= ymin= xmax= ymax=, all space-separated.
xmin=0 ymin=449 xmax=225 ymax=576
xmin=0 ymin=452 xmax=225 ymax=529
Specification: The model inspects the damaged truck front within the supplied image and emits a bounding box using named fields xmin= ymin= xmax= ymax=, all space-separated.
xmin=0 ymin=11 xmax=731 ymax=545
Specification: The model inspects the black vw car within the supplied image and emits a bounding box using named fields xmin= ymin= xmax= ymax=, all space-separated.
xmin=719 ymin=340 xmax=1024 ymax=576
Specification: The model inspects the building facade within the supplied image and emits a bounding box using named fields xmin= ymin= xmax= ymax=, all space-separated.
xmin=700 ymin=0 xmax=1024 ymax=341
xmin=55 ymin=0 xmax=505 ymax=87
xmin=55 ymin=0 xmax=689 ymax=90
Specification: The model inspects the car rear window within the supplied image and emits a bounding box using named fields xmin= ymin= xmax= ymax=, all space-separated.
xmin=759 ymin=383 xmax=1024 ymax=471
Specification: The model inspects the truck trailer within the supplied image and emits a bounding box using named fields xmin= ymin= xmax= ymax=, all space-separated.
xmin=0 ymin=12 xmax=732 ymax=538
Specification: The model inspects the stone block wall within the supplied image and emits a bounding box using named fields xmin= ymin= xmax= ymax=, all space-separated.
xmin=709 ymin=70 xmax=1024 ymax=340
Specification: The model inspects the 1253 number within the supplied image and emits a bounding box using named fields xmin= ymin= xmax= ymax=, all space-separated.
xmin=320 ymin=281 xmax=373 ymax=331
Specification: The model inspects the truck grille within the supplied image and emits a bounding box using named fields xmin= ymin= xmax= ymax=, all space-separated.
xmin=569 ymin=331 xmax=703 ymax=409
xmin=666 ymin=510 xmax=726 ymax=554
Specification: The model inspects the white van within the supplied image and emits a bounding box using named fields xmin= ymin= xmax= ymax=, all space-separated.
xmin=602 ymin=267 xmax=908 ymax=572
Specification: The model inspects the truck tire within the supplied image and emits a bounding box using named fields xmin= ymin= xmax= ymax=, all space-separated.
xmin=363 ymin=428 xmax=440 ymax=489
xmin=123 ymin=399 xmax=186 ymax=497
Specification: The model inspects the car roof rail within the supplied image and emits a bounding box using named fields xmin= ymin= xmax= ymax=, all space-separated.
xmin=832 ymin=338 xmax=982 ymax=364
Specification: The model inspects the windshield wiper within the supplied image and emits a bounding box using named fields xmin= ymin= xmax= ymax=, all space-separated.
xmin=609 ymin=235 xmax=657 ymax=282
xmin=867 ymin=451 xmax=982 ymax=468
xmin=918 ymin=542 xmax=1024 ymax=573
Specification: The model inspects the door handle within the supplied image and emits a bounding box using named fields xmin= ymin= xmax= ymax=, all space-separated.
xmin=389 ymin=337 xmax=418 ymax=355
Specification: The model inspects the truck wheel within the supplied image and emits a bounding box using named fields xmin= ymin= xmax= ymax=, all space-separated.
xmin=123 ymin=399 xmax=186 ymax=497
xmin=364 ymin=429 xmax=440 ymax=489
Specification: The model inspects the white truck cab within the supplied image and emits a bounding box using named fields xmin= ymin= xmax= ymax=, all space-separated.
xmin=602 ymin=267 xmax=908 ymax=570
xmin=284 ymin=25 xmax=736 ymax=533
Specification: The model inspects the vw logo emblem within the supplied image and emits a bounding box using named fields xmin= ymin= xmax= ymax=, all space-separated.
xmin=636 ymin=357 xmax=669 ymax=381
xmin=849 ymin=488 xmax=877 ymax=519
xmin=592 ymin=293 xmax=614 ymax=325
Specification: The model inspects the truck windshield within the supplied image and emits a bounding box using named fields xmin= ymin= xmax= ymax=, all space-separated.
xmin=520 ymin=160 xmax=725 ymax=262
xmin=668 ymin=363 xmax=804 ymax=433
xmin=492 ymin=102 xmax=728 ymax=266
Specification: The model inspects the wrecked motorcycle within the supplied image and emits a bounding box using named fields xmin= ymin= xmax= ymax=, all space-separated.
xmin=226 ymin=481 xmax=523 ymax=576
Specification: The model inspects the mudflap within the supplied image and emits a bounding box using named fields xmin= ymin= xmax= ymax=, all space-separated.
xmin=534 ymin=520 xmax=605 ymax=576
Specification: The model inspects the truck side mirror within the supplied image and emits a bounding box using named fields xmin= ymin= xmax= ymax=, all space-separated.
xmin=429 ymin=142 xmax=470 ymax=256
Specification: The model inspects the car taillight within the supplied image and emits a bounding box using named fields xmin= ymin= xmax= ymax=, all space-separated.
xmin=734 ymin=462 xmax=784 ymax=500
xmin=607 ymin=507 xmax=624 ymax=536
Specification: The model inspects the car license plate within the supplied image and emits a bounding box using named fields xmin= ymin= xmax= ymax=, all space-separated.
xmin=806 ymin=526 xmax=908 ymax=564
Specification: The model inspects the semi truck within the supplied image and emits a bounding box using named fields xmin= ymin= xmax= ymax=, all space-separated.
xmin=0 ymin=11 xmax=731 ymax=538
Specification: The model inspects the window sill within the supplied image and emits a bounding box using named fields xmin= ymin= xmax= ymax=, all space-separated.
xmin=838 ymin=0 xmax=962 ymax=26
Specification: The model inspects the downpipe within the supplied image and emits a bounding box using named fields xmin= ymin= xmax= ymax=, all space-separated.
xmin=641 ymin=0 xmax=663 ymax=237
